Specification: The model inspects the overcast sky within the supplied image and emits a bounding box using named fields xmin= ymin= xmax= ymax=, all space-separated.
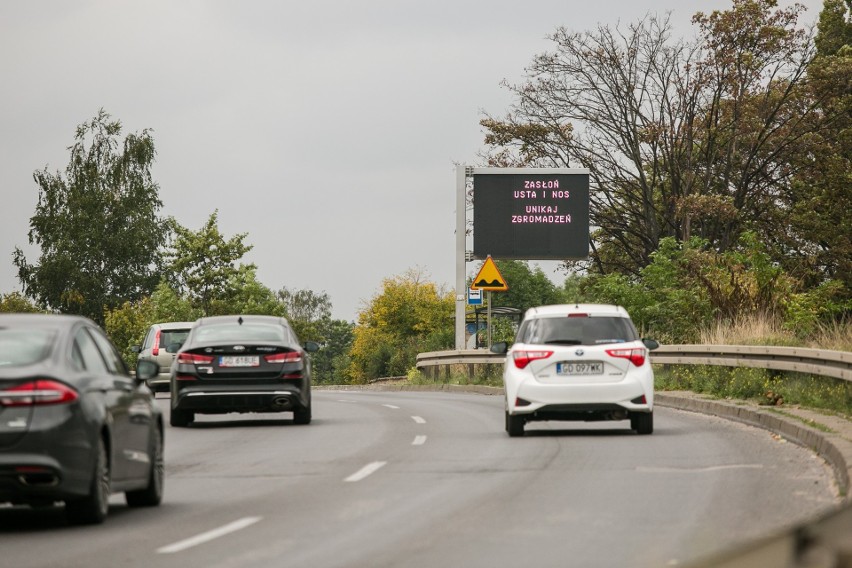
xmin=0 ymin=0 xmax=824 ymax=322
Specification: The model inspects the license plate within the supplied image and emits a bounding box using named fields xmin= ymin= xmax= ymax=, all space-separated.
xmin=557 ymin=361 xmax=603 ymax=375
xmin=219 ymin=355 xmax=259 ymax=368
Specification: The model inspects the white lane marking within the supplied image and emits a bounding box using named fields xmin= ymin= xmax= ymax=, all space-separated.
xmin=412 ymin=435 xmax=427 ymax=446
xmin=382 ymin=404 xmax=400 ymax=409
xmin=345 ymin=461 xmax=387 ymax=482
xmin=157 ymin=516 xmax=262 ymax=554
xmin=637 ymin=464 xmax=764 ymax=473
xmin=411 ymin=416 xmax=426 ymax=424
xmin=336 ymin=399 xmax=359 ymax=403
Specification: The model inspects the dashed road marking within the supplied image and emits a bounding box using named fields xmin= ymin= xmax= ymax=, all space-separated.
xmin=157 ymin=516 xmax=262 ymax=554
xmin=411 ymin=416 xmax=426 ymax=424
xmin=413 ymin=435 xmax=427 ymax=446
xmin=383 ymin=404 xmax=400 ymax=409
xmin=345 ymin=461 xmax=388 ymax=482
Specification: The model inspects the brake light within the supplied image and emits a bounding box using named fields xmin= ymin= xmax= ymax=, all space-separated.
xmin=152 ymin=329 xmax=161 ymax=356
xmin=177 ymin=352 xmax=214 ymax=365
xmin=567 ymin=313 xmax=589 ymax=318
xmin=264 ymin=352 xmax=302 ymax=364
xmin=512 ymin=350 xmax=553 ymax=369
xmin=0 ymin=380 xmax=79 ymax=407
xmin=606 ymin=348 xmax=646 ymax=366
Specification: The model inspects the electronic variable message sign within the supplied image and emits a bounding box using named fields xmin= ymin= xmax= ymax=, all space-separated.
xmin=472 ymin=171 xmax=589 ymax=259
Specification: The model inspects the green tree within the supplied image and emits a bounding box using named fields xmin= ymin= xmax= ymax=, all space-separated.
xmin=163 ymin=211 xmax=255 ymax=315
xmin=277 ymin=287 xmax=332 ymax=341
xmin=782 ymin=0 xmax=852 ymax=299
xmin=0 ymin=292 xmax=41 ymax=313
xmin=348 ymin=269 xmax=453 ymax=382
xmin=13 ymin=110 xmax=164 ymax=324
xmin=311 ymin=318 xmax=355 ymax=384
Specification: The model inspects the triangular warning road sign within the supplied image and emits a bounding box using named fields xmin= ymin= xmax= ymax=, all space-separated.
xmin=471 ymin=256 xmax=508 ymax=291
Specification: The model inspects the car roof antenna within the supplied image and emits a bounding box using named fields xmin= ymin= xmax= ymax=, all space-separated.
xmin=238 ymin=316 xmax=243 ymax=325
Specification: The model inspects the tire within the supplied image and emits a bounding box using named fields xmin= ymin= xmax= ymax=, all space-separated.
xmin=506 ymin=411 xmax=525 ymax=437
xmin=66 ymin=436 xmax=110 ymax=525
xmin=293 ymin=403 xmax=311 ymax=425
xmin=632 ymin=411 xmax=653 ymax=435
xmin=126 ymin=428 xmax=164 ymax=507
xmin=170 ymin=407 xmax=193 ymax=427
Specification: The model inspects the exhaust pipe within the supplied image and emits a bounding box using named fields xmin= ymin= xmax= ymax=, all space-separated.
xmin=271 ymin=395 xmax=292 ymax=409
xmin=19 ymin=472 xmax=60 ymax=487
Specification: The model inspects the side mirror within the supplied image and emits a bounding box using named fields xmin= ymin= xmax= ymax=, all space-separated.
xmin=303 ymin=341 xmax=320 ymax=353
xmin=130 ymin=345 xmax=142 ymax=354
xmin=135 ymin=359 xmax=159 ymax=381
xmin=642 ymin=338 xmax=660 ymax=351
xmin=490 ymin=342 xmax=508 ymax=354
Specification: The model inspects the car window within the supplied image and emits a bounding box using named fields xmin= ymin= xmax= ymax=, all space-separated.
xmin=161 ymin=329 xmax=190 ymax=351
xmin=88 ymin=327 xmax=126 ymax=375
xmin=0 ymin=328 xmax=56 ymax=367
xmin=194 ymin=323 xmax=286 ymax=343
xmin=142 ymin=327 xmax=155 ymax=349
xmin=74 ymin=328 xmax=109 ymax=374
xmin=519 ymin=316 xmax=638 ymax=346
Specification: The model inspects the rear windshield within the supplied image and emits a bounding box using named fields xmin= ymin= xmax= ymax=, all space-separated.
xmin=516 ymin=316 xmax=639 ymax=346
xmin=0 ymin=329 xmax=57 ymax=367
xmin=193 ymin=323 xmax=286 ymax=344
xmin=160 ymin=330 xmax=190 ymax=351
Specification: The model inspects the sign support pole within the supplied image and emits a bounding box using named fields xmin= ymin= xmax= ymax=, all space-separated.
xmin=455 ymin=166 xmax=468 ymax=350
xmin=487 ymin=291 xmax=492 ymax=349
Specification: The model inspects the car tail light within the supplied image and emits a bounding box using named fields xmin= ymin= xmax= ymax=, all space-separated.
xmin=567 ymin=313 xmax=588 ymax=318
xmin=152 ymin=329 xmax=161 ymax=356
xmin=0 ymin=380 xmax=79 ymax=407
xmin=177 ymin=352 xmax=214 ymax=365
xmin=606 ymin=348 xmax=647 ymax=366
xmin=264 ymin=351 xmax=302 ymax=364
xmin=512 ymin=350 xmax=553 ymax=369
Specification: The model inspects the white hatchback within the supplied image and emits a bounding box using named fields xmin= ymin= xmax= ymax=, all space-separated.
xmin=492 ymin=304 xmax=659 ymax=437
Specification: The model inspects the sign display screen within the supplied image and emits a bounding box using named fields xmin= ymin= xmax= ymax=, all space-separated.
xmin=473 ymin=172 xmax=589 ymax=259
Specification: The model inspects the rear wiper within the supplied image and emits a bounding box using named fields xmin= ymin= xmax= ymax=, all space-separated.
xmin=543 ymin=339 xmax=583 ymax=345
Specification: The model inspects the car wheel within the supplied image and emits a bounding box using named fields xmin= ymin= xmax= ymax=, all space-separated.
xmin=506 ymin=411 xmax=525 ymax=437
xmin=66 ymin=436 xmax=110 ymax=525
xmin=126 ymin=428 xmax=164 ymax=507
xmin=170 ymin=407 xmax=193 ymax=427
xmin=632 ymin=411 xmax=653 ymax=435
xmin=293 ymin=403 xmax=311 ymax=425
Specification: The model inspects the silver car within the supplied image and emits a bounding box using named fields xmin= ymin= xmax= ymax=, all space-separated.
xmin=133 ymin=322 xmax=194 ymax=391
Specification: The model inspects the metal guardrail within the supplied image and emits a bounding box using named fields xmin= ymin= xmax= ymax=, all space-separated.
xmin=416 ymin=345 xmax=852 ymax=382
xmin=651 ymin=344 xmax=852 ymax=382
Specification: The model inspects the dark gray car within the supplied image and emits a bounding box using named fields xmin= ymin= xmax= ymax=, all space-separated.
xmin=170 ymin=314 xmax=318 ymax=427
xmin=0 ymin=314 xmax=164 ymax=524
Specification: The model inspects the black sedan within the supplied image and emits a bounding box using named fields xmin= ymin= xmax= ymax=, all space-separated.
xmin=169 ymin=315 xmax=319 ymax=427
xmin=0 ymin=314 xmax=164 ymax=524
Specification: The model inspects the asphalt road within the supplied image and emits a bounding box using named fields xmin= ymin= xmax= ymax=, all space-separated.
xmin=0 ymin=390 xmax=840 ymax=568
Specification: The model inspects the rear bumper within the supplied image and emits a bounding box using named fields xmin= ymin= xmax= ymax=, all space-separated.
xmin=507 ymin=376 xmax=653 ymax=420
xmin=0 ymin=421 xmax=96 ymax=505
xmin=173 ymin=383 xmax=309 ymax=414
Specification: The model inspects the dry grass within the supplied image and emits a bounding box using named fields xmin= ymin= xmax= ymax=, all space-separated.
xmin=808 ymin=319 xmax=852 ymax=352
xmin=699 ymin=313 xmax=799 ymax=346
xmin=699 ymin=313 xmax=851 ymax=351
